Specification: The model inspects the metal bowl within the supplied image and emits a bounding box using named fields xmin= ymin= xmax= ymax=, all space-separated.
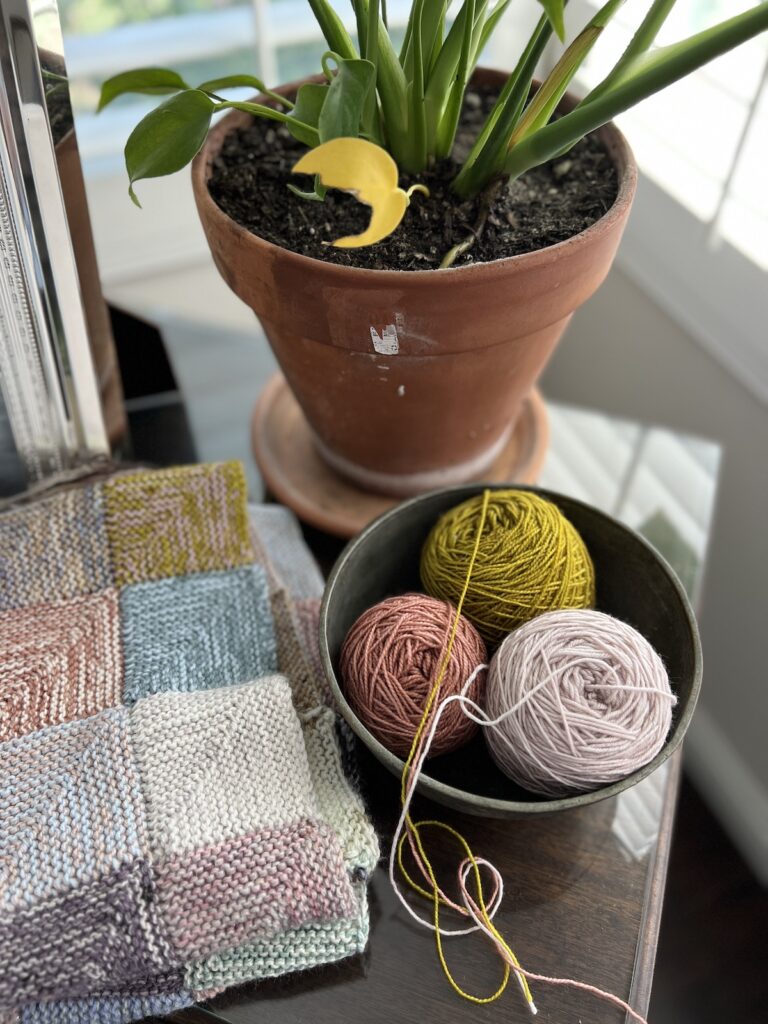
xmin=319 ymin=484 xmax=702 ymax=817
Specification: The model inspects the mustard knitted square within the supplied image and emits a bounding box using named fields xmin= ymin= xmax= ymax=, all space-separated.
xmin=103 ymin=462 xmax=253 ymax=587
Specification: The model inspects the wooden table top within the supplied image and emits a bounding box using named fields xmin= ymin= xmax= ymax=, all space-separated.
xmin=169 ymin=523 xmax=682 ymax=1024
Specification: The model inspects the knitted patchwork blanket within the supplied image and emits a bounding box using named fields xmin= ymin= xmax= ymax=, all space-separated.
xmin=0 ymin=462 xmax=379 ymax=1024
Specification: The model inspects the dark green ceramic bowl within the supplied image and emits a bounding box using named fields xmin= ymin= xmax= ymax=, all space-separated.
xmin=319 ymin=484 xmax=702 ymax=817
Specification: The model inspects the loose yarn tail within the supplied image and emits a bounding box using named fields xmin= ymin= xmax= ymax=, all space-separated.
xmin=390 ymin=488 xmax=650 ymax=1024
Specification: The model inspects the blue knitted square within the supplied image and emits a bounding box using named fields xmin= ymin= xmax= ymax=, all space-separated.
xmin=120 ymin=564 xmax=277 ymax=703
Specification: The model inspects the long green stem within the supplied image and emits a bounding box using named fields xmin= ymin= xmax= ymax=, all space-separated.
xmin=214 ymin=100 xmax=320 ymax=147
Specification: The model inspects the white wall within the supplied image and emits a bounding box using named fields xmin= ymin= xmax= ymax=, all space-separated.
xmin=542 ymin=265 xmax=768 ymax=883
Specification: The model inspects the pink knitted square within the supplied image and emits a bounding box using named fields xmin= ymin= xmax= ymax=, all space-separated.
xmin=0 ymin=592 xmax=122 ymax=742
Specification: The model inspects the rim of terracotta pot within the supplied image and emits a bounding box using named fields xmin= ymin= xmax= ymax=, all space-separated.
xmin=192 ymin=67 xmax=638 ymax=284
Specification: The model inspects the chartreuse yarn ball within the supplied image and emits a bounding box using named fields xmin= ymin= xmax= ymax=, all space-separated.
xmin=420 ymin=490 xmax=595 ymax=645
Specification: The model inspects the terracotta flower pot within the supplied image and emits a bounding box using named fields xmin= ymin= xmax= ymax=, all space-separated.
xmin=192 ymin=68 xmax=637 ymax=497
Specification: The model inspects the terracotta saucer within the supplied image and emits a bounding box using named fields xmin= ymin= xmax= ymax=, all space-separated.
xmin=251 ymin=373 xmax=549 ymax=538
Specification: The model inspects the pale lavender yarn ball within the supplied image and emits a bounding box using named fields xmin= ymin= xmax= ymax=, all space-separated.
xmin=485 ymin=609 xmax=677 ymax=797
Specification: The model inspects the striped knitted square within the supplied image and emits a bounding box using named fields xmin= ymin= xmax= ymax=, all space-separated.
xmin=0 ymin=486 xmax=109 ymax=611
xmin=103 ymin=462 xmax=253 ymax=587
xmin=153 ymin=820 xmax=354 ymax=961
xmin=120 ymin=565 xmax=276 ymax=704
xmin=0 ymin=592 xmax=122 ymax=742
xmin=129 ymin=678 xmax=320 ymax=857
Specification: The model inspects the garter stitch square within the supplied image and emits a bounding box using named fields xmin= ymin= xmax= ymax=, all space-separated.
xmin=103 ymin=462 xmax=253 ymax=587
xmin=120 ymin=565 xmax=276 ymax=703
xmin=20 ymin=986 xmax=194 ymax=1024
xmin=130 ymin=677 xmax=320 ymax=856
xmin=0 ymin=486 xmax=109 ymax=611
xmin=0 ymin=708 xmax=145 ymax=911
xmin=0 ymin=592 xmax=122 ymax=742
xmin=153 ymin=820 xmax=355 ymax=961
xmin=0 ymin=709 xmax=178 ymax=1008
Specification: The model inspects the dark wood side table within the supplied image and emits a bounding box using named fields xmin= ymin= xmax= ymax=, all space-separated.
xmin=140 ymin=314 xmax=719 ymax=1024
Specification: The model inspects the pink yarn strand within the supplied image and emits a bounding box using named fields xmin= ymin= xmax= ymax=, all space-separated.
xmin=390 ymin=668 xmax=651 ymax=1024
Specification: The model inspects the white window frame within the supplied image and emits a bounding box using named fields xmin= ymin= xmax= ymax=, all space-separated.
xmin=550 ymin=0 xmax=768 ymax=406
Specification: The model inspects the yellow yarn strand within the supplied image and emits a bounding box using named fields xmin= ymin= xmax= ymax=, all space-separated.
xmin=420 ymin=489 xmax=595 ymax=645
xmin=398 ymin=488 xmax=535 ymax=1012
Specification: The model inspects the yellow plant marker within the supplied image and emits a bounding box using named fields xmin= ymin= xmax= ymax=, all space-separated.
xmin=292 ymin=137 xmax=428 ymax=248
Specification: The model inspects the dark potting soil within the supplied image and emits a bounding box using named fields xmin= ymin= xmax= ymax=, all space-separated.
xmin=208 ymin=87 xmax=619 ymax=271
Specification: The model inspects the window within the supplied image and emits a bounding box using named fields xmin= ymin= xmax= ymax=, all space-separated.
xmin=562 ymin=0 xmax=768 ymax=271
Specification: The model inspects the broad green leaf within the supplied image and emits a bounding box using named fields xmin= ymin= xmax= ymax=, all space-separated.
xmin=503 ymin=1 xmax=768 ymax=181
xmin=125 ymin=89 xmax=214 ymax=206
xmin=98 ymin=68 xmax=190 ymax=112
xmin=318 ymin=57 xmax=375 ymax=142
xmin=292 ymin=83 xmax=329 ymax=129
xmin=536 ymin=0 xmax=566 ymax=42
xmin=197 ymin=74 xmax=294 ymax=109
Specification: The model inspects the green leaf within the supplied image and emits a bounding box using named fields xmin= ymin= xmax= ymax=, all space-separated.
xmin=537 ymin=0 xmax=566 ymax=42
xmin=306 ymin=0 xmax=358 ymax=60
xmin=98 ymin=68 xmax=190 ymax=112
xmin=292 ymin=83 xmax=329 ymax=128
xmin=125 ymin=89 xmax=214 ymax=205
xmin=583 ymin=0 xmax=677 ymax=104
xmin=434 ymin=0 xmax=476 ymax=158
xmin=471 ymin=0 xmax=515 ymax=69
xmin=503 ymin=1 xmax=768 ymax=181
xmin=318 ymin=57 xmax=375 ymax=142
xmin=508 ymin=0 xmax=625 ymax=146
xmin=453 ymin=11 xmax=553 ymax=197
xmin=197 ymin=74 xmax=294 ymax=109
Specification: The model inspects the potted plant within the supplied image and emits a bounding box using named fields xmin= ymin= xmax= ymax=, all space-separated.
xmin=100 ymin=1 xmax=768 ymax=496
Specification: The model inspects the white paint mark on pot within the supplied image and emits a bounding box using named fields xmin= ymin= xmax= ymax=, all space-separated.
xmin=377 ymin=364 xmax=390 ymax=370
xmin=370 ymin=323 xmax=399 ymax=355
xmin=397 ymin=385 xmax=406 ymax=397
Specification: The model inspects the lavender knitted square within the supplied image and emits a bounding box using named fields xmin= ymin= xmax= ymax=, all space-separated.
xmin=0 ymin=860 xmax=178 ymax=1006
xmin=120 ymin=565 xmax=276 ymax=704
xmin=0 ymin=709 xmax=177 ymax=1008
xmin=0 ymin=486 xmax=110 ymax=611
xmin=0 ymin=592 xmax=123 ymax=742
xmin=0 ymin=708 xmax=145 ymax=909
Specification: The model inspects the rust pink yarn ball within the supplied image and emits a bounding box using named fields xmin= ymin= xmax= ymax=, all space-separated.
xmin=340 ymin=593 xmax=487 ymax=759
